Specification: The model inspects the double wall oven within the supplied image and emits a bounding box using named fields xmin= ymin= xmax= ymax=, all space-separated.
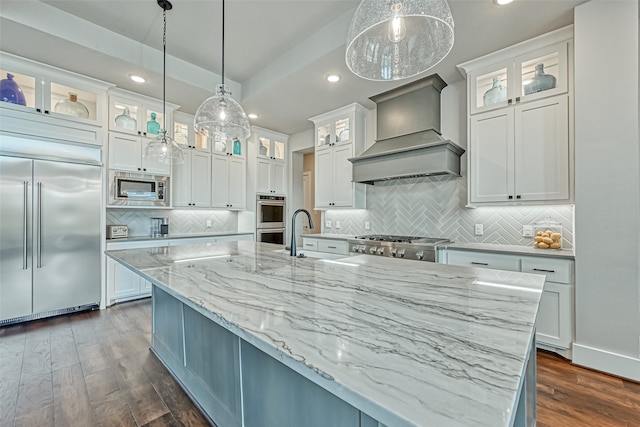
xmin=256 ymin=195 xmax=286 ymax=245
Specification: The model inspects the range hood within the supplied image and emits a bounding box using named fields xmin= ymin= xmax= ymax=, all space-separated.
xmin=349 ymin=74 xmax=465 ymax=185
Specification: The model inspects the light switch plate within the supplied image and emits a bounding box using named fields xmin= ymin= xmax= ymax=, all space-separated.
xmin=206 ymin=220 xmax=212 ymax=228
xmin=364 ymin=221 xmax=371 ymax=230
xmin=335 ymin=220 xmax=341 ymax=229
xmin=523 ymin=225 xmax=533 ymax=237
xmin=325 ymin=220 xmax=332 ymax=228
xmin=474 ymin=223 xmax=483 ymax=236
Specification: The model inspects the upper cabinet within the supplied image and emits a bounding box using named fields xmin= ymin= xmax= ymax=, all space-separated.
xmin=309 ymin=103 xmax=367 ymax=209
xmin=250 ymin=127 xmax=288 ymax=196
xmin=173 ymin=111 xmax=210 ymax=152
xmin=458 ymin=26 xmax=574 ymax=206
xmin=108 ymin=88 xmax=177 ymax=138
xmin=0 ymin=52 xmax=112 ymax=145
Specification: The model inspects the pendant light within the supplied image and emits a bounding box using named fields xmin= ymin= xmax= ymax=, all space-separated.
xmin=345 ymin=0 xmax=455 ymax=81
xmin=145 ymin=0 xmax=184 ymax=165
xmin=194 ymin=0 xmax=250 ymax=142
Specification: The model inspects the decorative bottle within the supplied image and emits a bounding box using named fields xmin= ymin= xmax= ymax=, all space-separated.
xmin=0 ymin=73 xmax=26 ymax=106
xmin=482 ymin=75 xmax=507 ymax=106
xmin=233 ymin=138 xmax=242 ymax=155
xmin=146 ymin=112 xmax=161 ymax=135
xmin=114 ymin=107 xmax=137 ymax=130
xmin=54 ymin=92 xmax=89 ymax=118
xmin=524 ymin=63 xmax=556 ymax=95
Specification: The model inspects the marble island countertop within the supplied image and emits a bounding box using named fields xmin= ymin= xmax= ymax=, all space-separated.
xmin=106 ymin=241 xmax=544 ymax=427
xmin=106 ymin=231 xmax=254 ymax=243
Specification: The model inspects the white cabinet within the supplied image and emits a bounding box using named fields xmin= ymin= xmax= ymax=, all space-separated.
xmin=0 ymin=52 xmax=111 ymax=145
xmin=469 ymin=95 xmax=570 ymax=203
xmin=309 ymin=103 xmax=367 ymax=209
xmin=108 ymin=89 xmax=177 ymax=138
xmin=173 ymin=150 xmax=212 ymax=208
xmin=441 ymin=248 xmax=574 ymax=358
xmin=302 ymin=237 xmax=350 ymax=256
xmin=173 ymin=111 xmax=210 ymax=152
xmin=252 ymin=127 xmax=288 ymax=195
xmin=211 ymin=154 xmax=246 ymax=210
xmin=108 ymin=133 xmax=172 ymax=175
xmin=458 ymin=27 xmax=573 ymax=206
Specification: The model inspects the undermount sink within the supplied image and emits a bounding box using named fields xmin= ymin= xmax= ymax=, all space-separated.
xmin=273 ymin=249 xmax=347 ymax=260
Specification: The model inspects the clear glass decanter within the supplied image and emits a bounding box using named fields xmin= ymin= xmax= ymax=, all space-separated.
xmin=482 ymin=75 xmax=507 ymax=106
xmin=54 ymin=92 xmax=89 ymax=118
xmin=524 ymin=63 xmax=557 ymax=95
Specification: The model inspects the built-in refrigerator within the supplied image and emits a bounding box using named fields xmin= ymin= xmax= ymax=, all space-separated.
xmin=0 ymin=152 xmax=101 ymax=324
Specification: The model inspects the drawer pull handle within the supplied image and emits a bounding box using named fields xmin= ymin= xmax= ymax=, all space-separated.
xmin=471 ymin=262 xmax=488 ymax=266
xmin=327 ymin=246 xmax=337 ymax=249
xmin=533 ymin=268 xmax=555 ymax=273
xmin=304 ymin=244 xmax=314 ymax=247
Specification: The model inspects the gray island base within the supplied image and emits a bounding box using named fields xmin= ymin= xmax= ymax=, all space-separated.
xmin=106 ymin=241 xmax=543 ymax=427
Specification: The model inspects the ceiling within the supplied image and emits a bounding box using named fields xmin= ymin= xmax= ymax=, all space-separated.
xmin=0 ymin=0 xmax=586 ymax=135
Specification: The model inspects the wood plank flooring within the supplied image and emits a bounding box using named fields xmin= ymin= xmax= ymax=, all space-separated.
xmin=1 ymin=299 xmax=639 ymax=426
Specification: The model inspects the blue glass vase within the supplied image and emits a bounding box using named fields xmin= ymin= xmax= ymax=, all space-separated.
xmin=146 ymin=112 xmax=161 ymax=135
xmin=482 ymin=75 xmax=507 ymax=106
xmin=0 ymin=73 xmax=26 ymax=106
xmin=233 ymin=138 xmax=242 ymax=155
xmin=524 ymin=63 xmax=556 ymax=95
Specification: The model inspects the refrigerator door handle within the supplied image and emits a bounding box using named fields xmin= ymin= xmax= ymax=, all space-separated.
xmin=23 ymin=181 xmax=28 ymax=269
xmin=36 ymin=181 xmax=42 ymax=268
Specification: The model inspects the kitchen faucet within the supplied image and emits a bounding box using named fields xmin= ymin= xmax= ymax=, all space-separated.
xmin=290 ymin=209 xmax=314 ymax=256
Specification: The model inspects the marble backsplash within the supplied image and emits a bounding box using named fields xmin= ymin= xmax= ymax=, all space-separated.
xmin=106 ymin=209 xmax=237 ymax=237
xmin=322 ymin=176 xmax=575 ymax=249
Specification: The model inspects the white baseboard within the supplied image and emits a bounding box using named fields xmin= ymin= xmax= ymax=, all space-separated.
xmin=572 ymin=343 xmax=640 ymax=381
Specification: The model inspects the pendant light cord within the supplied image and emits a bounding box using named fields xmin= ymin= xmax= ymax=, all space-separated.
xmin=221 ymin=0 xmax=225 ymax=90
xmin=162 ymin=8 xmax=167 ymax=137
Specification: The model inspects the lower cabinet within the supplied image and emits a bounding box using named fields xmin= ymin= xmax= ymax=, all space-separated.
xmin=302 ymin=237 xmax=349 ymax=256
xmin=441 ymin=249 xmax=574 ymax=358
xmin=151 ymin=285 xmax=387 ymax=427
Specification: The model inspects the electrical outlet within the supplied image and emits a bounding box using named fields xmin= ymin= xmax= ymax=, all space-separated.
xmin=364 ymin=221 xmax=371 ymax=230
xmin=474 ymin=223 xmax=483 ymax=236
xmin=206 ymin=220 xmax=212 ymax=228
xmin=522 ymin=225 xmax=533 ymax=237
xmin=325 ymin=220 xmax=332 ymax=228
xmin=335 ymin=220 xmax=341 ymax=229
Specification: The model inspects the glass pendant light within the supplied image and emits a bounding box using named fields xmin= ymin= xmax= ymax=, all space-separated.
xmin=145 ymin=0 xmax=184 ymax=165
xmin=345 ymin=0 xmax=455 ymax=81
xmin=194 ymin=0 xmax=250 ymax=141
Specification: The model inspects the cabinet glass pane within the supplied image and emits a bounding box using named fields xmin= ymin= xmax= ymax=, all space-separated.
xmin=273 ymin=140 xmax=285 ymax=160
xmin=317 ymin=124 xmax=331 ymax=147
xmin=520 ymin=52 xmax=559 ymax=97
xmin=258 ymin=137 xmax=271 ymax=157
xmin=145 ymin=109 xmax=164 ymax=136
xmin=335 ymin=118 xmax=350 ymax=143
xmin=50 ymin=82 xmax=97 ymax=120
xmin=174 ymin=121 xmax=189 ymax=147
xmin=476 ymin=68 xmax=508 ymax=110
xmin=112 ymin=101 xmax=139 ymax=131
xmin=0 ymin=69 xmax=36 ymax=108
xmin=195 ymin=129 xmax=209 ymax=150
xmin=213 ymin=132 xmax=228 ymax=154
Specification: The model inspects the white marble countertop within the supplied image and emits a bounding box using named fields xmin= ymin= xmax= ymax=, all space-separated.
xmin=106 ymin=231 xmax=254 ymax=243
xmin=106 ymin=241 xmax=544 ymax=427
xmin=440 ymin=242 xmax=575 ymax=260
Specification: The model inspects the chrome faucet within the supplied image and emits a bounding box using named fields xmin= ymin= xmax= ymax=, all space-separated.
xmin=290 ymin=209 xmax=314 ymax=256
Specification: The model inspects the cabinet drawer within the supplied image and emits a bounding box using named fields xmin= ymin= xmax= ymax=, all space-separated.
xmin=446 ymin=250 xmax=520 ymax=271
xmin=302 ymin=238 xmax=318 ymax=251
xmin=317 ymin=239 xmax=349 ymax=255
xmin=521 ymin=257 xmax=572 ymax=284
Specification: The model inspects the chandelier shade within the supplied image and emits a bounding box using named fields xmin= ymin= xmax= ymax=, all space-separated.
xmin=194 ymin=0 xmax=251 ymax=141
xmin=345 ymin=0 xmax=454 ymax=81
xmin=144 ymin=0 xmax=184 ymax=165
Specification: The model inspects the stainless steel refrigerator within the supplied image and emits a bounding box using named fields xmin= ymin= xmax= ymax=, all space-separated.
xmin=0 ymin=154 xmax=101 ymax=324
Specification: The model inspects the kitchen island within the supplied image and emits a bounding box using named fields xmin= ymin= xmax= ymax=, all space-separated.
xmin=106 ymin=241 xmax=544 ymax=427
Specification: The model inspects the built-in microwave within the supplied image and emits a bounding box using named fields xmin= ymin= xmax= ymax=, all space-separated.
xmin=108 ymin=171 xmax=169 ymax=207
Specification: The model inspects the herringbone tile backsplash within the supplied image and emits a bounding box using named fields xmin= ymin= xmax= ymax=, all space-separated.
xmin=107 ymin=209 xmax=237 ymax=237
xmin=324 ymin=176 xmax=574 ymax=248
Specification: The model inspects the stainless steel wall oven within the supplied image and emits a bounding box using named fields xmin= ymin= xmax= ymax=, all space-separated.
xmin=256 ymin=195 xmax=286 ymax=245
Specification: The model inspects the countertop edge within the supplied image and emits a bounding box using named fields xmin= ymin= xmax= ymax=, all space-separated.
xmin=106 ymin=231 xmax=254 ymax=244
xmin=438 ymin=242 xmax=575 ymax=260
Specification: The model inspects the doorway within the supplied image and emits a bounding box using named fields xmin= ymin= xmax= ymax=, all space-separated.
xmin=302 ymin=153 xmax=321 ymax=234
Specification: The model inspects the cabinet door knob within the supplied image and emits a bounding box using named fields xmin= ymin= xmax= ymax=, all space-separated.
xmin=137 ymin=168 xmax=141 ymax=171
xmin=36 ymin=108 xmax=42 ymax=113
xmin=516 ymin=195 xmax=521 ymax=199
xmin=515 ymin=97 xmax=521 ymax=103
xmin=143 ymin=168 xmax=147 ymax=172
xmin=44 ymin=110 xmax=50 ymax=114
xmin=507 ymin=99 xmax=513 ymax=105
xmin=138 ymin=131 xmax=142 ymax=135
xmin=508 ymin=195 xmax=513 ymax=199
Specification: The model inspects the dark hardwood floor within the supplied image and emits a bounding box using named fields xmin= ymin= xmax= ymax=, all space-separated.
xmin=1 ymin=299 xmax=639 ymax=427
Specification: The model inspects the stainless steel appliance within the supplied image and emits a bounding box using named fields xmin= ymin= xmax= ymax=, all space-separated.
xmin=256 ymin=195 xmax=286 ymax=229
xmin=348 ymin=234 xmax=451 ymax=262
xmin=108 ymin=170 xmax=169 ymax=207
xmin=106 ymin=224 xmax=129 ymax=239
xmin=256 ymin=195 xmax=286 ymax=245
xmin=151 ymin=217 xmax=169 ymax=237
xmin=1 ymin=153 xmax=102 ymax=324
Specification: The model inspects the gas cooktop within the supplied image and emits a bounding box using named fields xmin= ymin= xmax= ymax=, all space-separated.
xmin=348 ymin=235 xmax=451 ymax=262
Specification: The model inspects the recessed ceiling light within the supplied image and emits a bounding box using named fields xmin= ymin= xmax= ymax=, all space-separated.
xmin=495 ymin=0 xmax=514 ymax=5
xmin=326 ymin=74 xmax=341 ymax=83
xmin=248 ymin=113 xmax=258 ymax=119
xmin=129 ymin=74 xmax=146 ymax=83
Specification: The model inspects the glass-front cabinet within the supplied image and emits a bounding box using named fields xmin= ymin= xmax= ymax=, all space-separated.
xmin=0 ymin=52 xmax=110 ymax=127
xmin=173 ymin=111 xmax=209 ymax=152
xmin=108 ymin=88 xmax=178 ymax=138
xmin=257 ymin=134 xmax=286 ymax=161
xmin=251 ymin=126 xmax=288 ymax=196
xmin=315 ymin=114 xmax=352 ymax=151
xmin=466 ymin=40 xmax=569 ymax=115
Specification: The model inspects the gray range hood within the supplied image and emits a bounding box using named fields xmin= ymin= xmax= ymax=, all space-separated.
xmin=349 ymin=74 xmax=465 ymax=185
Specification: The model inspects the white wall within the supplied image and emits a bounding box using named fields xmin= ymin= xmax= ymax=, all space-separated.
xmin=573 ymin=0 xmax=640 ymax=380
